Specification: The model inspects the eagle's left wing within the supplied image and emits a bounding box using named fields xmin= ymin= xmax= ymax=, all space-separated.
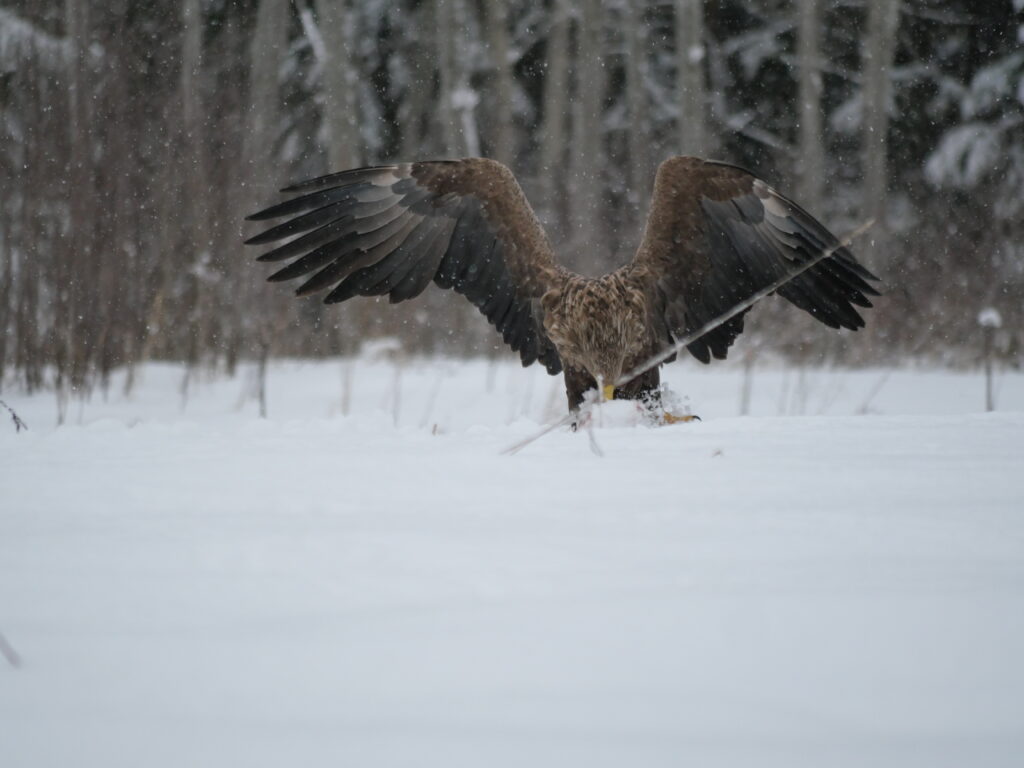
xmin=629 ymin=156 xmax=880 ymax=363
xmin=245 ymin=158 xmax=564 ymax=373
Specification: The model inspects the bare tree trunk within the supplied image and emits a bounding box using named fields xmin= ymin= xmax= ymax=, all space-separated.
xmin=180 ymin=0 xmax=210 ymax=375
xmin=568 ymin=0 xmax=606 ymax=272
xmin=12 ymin=73 xmax=42 ymax=390
xmin=862 ymin=0 xmax=900 ymax=239
xmin=674 ymin=0 xmax=709 ymax=157
xmin=95 ymin=13 xmax=133 ymax=389
xmin=983 ymin=324 xmax=995 ymax=412
xmin=624 ymin=0 xmax=651 ymax=220
xmin=436 ymin=0 xmax=468 ymax=157
xmin=739 ymin=347 xmax=757 ymax=416
xmin=180 ymin=0 xmax=203 ymax=169
xmin=436 ymin=0 xmax=479 ymax=158
xmin=0 ymin=174 xmax=11 ymax=385
xmin=398 ymin=2 xmax=436 ymax=159
xmin=313 ymin=0 xmax=361 ymax=170
xmin=246 ymin=0 xmax=291 ymax=411
xmin=61 ymin=0 xmax=94 ymax=406
xmin=540 ymin=0 xmax=570 ymax=224
xmin=436 ymin=0 xmax=458 ymax=155
xmin=482 ymin=0 xmax=514 ymax=166
xmin=246 ymin=0 xmax=288 ymax=189
xmin=136 ymin=10 xmax=184 ymax=370
xmin=796 ymin=0 xmax=825 ymax=209
xmin=256 ymin=338 xmax=270 ymax=418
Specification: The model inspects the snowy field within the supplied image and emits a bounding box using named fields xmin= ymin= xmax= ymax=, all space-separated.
xmin=2 ymin=355 xmax=1024 ymax=767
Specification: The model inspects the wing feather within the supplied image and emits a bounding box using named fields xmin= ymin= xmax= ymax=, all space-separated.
xmin=631 ymin=156 xmax=880 ymax=363
xmin=246 ymin=159 xmax=564 ymax=373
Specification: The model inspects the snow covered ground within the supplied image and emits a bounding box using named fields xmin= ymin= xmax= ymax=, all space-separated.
xmin=2 ymin=355 xmax=1023 ymax=767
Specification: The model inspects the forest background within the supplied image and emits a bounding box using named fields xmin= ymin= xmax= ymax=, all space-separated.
xmin=1 ymin=0 xmax=1021 ymax=398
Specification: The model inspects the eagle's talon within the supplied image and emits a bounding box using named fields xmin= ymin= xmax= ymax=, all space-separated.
xmin=663 ymin=411 xmax=700 ymax=425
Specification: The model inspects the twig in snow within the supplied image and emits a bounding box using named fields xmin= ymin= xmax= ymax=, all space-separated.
xmin=739 ymin=348 xmax=757 ymax=415
xmin=391 ymin=359 xmax=403 ymax=427
xmin=340 ymin=360 xmax=353 ymax=416
xmin=420 ymin=371 xmax=444 ymax=428
xmin=856 ymin=332 xmax=933 ymax=414
xmin=856 ymin=368 xmax=894 ymax=415
xmin=502 ymin=409 xmax=577 ymax=456
xmin=0 ymin=631 xmax=22 ymax=668
xmin=0 ymin=399 xmax=28 ymax=433
xmin=502 ymin=388 xmax=602 ymax=456
xmin=585 ymin=413 xmax=604 ymax=457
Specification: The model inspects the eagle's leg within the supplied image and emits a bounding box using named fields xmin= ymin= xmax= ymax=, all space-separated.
xmin=564 ymin=366 xmax=598 ymax=430
xmin=615 ymin=366 xmax=661 ymax=403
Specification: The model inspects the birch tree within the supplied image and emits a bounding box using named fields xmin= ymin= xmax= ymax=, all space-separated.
xmin=61 ymin=0 xmax=93 ymax=396
xmin=244 ymin=0 xmax=292 ymax=406
xmin=397 ymin=2 xmax=437 ymax=159
xmin=179 ymin=0 xmax=212 ymax=379
xmin=245 ymin=0 xmax=289 ymax=188
xmin=482 ymin=0 xmax=514 ymax=166
xmin=313 ymin=0 xmax=362 ymax=170
xmin=435 ymin=0 xmax=480 ymax=157
xmin=861 ymin=0 xmax=901 ymax=240
xmin=568 ymin=0 xmax=606 ymax=271
xmin=795 ymin=0 xmax=825 ymax=209
xmin=674 ymin=0 xmax=709 ymax=156
xmin=540 ymin=0 xmax=570 ymax=222
xmin=625 ymin=0 xmax=652 ymax=212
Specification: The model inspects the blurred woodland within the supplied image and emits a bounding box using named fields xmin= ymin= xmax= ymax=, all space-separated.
xmin=1 ymin=0 xmax=1022 ymax=398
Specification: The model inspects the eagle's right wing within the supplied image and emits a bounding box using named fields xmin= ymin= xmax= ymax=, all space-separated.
xmin=245 ymin=158 xmax=564 ymax=373
xmin=630 ymin=156 xmax=880 ymax=363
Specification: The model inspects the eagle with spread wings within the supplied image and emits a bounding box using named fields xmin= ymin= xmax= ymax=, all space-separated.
xmin=246 ymin=156 xmax=879 ymax=418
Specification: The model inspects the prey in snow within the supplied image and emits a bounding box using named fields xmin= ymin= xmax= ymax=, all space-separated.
xmin=245 ymin=156 xmax=880 ymax=422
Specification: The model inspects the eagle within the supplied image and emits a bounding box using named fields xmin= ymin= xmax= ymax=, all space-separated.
xmin=246 ymin=156 xmax=879 ymax=419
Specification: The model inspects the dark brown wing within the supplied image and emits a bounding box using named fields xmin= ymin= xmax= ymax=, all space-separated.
xmin=630 ymin=156 xmax=880 ymax=363
xmin=245 ymin=158 xmax=564 ymax=373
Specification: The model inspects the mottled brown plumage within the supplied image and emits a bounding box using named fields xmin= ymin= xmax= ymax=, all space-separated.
xmin=246 ymin=156 xmax=879 ymax=415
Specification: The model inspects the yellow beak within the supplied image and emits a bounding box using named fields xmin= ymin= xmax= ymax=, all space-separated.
xmin=602 ymin=384 xmax=615 ymax=402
